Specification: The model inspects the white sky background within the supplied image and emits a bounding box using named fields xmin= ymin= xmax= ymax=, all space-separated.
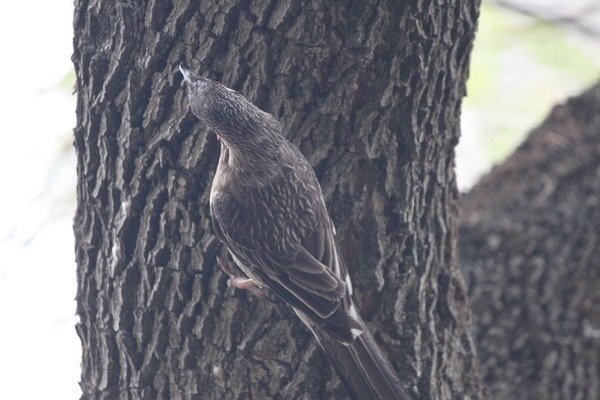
xmin=0 ymin=1 xmax=598 ymax=399
xmin=0 ymin=2 xmax=79 ymax=399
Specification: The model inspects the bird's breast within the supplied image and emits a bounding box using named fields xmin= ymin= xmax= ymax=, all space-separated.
xmin=210 ymin=144 xmax=231 ymax=204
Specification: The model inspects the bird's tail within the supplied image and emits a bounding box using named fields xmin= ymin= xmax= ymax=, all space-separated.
xmin=314 ymin=320 xmax=411 ymax=400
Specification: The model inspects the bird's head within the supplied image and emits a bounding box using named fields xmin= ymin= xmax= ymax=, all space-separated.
xmin=179 ymin=64 xmax=280 ymax=147
xmin=179 ymin=64 xmax=237 ymax=130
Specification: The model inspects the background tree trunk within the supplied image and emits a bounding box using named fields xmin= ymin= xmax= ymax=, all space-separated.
xmin=73 ymin=1 xmax=482 ymax=398
xmin=461 ymin=82 xmax=600 ymax=399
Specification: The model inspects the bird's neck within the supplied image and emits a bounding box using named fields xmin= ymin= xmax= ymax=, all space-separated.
xmin=219 ymin=129 xmax=285 ymax=187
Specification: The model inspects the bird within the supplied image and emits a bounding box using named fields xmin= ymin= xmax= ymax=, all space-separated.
xmin=180 ymin=64 xmax=410 ymax=400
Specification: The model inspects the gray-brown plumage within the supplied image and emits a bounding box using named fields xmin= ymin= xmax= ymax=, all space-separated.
xmin=180 ymin=64 xmax=410 ymax=400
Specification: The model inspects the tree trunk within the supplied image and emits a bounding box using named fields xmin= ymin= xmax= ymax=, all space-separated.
xmin=461 ymin=82 xmax=600 ymax=399
xmin=73 ymin=1 xmax=482 ymax=398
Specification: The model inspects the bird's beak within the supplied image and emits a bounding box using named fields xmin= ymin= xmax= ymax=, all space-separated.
xmin=179 ymin=63 xmax=194 ymax=83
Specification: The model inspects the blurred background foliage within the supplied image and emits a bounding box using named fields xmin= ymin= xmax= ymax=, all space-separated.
xmin=458 ymin=1 xmax=600 ymax=188
xmin=0 ymin=1 xmax=598 ymax=399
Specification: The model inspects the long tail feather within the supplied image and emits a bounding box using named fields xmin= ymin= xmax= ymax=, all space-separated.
xmin=315 ymin=322 xmax=411 ymax=400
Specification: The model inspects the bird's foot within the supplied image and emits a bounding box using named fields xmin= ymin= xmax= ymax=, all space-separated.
xmin=228 ymin=277 xmax=256 ymax=289
xmin=230 ymin=277 xmax=268 ymax=298
xmin=217 ymin=257 xmax=267 ymax=298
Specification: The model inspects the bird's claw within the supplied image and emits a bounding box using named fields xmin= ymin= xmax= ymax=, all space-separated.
xmin=217 ymin=257 xmax=268 ymax=298
xmin=227 ymin=277 xmax=256 ymax=289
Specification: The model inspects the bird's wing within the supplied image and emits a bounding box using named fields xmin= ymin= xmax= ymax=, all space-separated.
xmin=212 ymin=202 xmax=346 ymax=318
xmin=213 ymin=218 xmax=346 ymax=312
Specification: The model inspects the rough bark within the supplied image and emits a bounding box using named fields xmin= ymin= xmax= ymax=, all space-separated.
xmin=461 ymin=82 xmax=600 ymax=399
xmin=73 ymin=1 xmax=482 ymax=399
